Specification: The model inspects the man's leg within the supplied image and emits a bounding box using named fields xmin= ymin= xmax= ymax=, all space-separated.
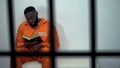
xmin=41 ymin=56 xmax=51 ymax=68
xmin=10 ymin=56 xmax=22 ymax=68
xmin=37 ymin=47 xmax=51 ymax=68
xmin=11 ymin=47 xmax=34 ymax=68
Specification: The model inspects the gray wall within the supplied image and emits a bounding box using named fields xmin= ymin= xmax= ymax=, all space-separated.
xmin=97 ymin=0 xmax=120 ymax=52
xmin=0 ymin=0 xmax=10 ymax=52
xmin=97 ymin=57 xmax=120 ymax=68
xmin=0 ymin=56 xmax=10 ymax=68
xmin=56 ymin=57 xmax=90 ymax=68
xmin=54 ymin=0 xmax=90 ymax=51
xmin=97 ymin=0 xmax=120 ymax=68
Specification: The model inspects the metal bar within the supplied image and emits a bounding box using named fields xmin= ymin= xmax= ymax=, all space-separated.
xmin=1 ymin=52 xmax=120 ymax=56
xmin=90 ymin=0 xmax=96 ymax=68
xmin=48 ymin=0 xmax=55 ymax=68
xmin=7 ymin=0 xmax=16 ymax=68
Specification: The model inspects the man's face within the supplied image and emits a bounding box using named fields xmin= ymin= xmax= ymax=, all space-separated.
xmin=25 ymin=11 xmax=38 ymax=27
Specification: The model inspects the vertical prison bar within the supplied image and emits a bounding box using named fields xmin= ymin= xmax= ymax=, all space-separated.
xmin=48 ymin=0 xmax=56 ymax=68
xmin=7 ymin=0 xmax=16 ymax=68
xmin=90 ymin=0 xmax=96 ymax=68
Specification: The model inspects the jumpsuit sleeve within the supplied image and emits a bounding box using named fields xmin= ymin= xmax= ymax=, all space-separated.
xmin=40 ymin=22 xmax=60 ymax=50
xmin=16 ymin=25 xmax=24 ymax=47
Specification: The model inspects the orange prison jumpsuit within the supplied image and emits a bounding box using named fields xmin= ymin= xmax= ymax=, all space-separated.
xmin=11 ymin=18 xmax=59 ymax=68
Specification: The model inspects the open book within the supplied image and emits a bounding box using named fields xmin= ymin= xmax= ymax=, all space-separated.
xmin=23 ymin=33 xmax=43 ymax=43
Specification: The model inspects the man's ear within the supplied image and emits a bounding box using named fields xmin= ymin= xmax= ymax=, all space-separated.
xmin=36 ymin=11 xmax=38 ymax=15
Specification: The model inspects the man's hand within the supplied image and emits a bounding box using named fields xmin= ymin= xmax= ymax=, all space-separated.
xmin=24 ymin=41 xmax=37 ymax=48
xmin=33 ymin=44 xmax=43 ymax=52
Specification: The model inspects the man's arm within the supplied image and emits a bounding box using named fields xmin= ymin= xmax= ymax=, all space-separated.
xmin=32 ymin=19 xmax=60 ymax=52
xmin=40 ymin=24 xmax=60 ymax=51
xmin=33 ymin=27 xmax=59 ymax=52
xmin=16 ymin=25 xmax=33 ymax=48
xmin=16 ymin=25 xmax=24 ymax=47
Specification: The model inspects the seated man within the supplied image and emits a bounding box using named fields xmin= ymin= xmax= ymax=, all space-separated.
xmin=11 ymin=6 xmax=60 ymax=68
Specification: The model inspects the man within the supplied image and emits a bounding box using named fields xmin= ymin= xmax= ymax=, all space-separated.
xmin=11 ymin=6 xmax=60 ymax=68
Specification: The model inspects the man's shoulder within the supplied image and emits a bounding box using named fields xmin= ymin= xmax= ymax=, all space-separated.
xmin=42 ymin=18 xmax=49 ymax=22
xmin=40 ymin=18 xmax=49 ymax=25
xmin=41 ymin=18 xmax=47 ymax=21
xmin=18 ymin=20 xmax=28 ymax=28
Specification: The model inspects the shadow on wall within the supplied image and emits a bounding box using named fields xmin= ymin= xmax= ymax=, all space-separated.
xmin=55 ymin=23 xmax=68 ymax=52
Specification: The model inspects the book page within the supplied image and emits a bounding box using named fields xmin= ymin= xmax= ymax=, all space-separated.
xmin=23 ymin=33 xmax=40 ymax=40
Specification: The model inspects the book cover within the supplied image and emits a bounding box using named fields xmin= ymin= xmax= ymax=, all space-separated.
xmin=23 ymin=33 xmax=43 ymax=43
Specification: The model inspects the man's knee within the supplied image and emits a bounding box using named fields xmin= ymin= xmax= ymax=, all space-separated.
xmin=40 ymin=47 xmax=50 ymax=53
xmin=16 ymin=47 xmax=28 ymax=52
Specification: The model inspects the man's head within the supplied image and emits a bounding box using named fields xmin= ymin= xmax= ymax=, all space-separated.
xmin=24 ymin=6 xmax=39 ymax=27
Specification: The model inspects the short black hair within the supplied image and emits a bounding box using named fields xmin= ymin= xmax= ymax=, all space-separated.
xmin=24 ymin=6 xmax=36 ymax=14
